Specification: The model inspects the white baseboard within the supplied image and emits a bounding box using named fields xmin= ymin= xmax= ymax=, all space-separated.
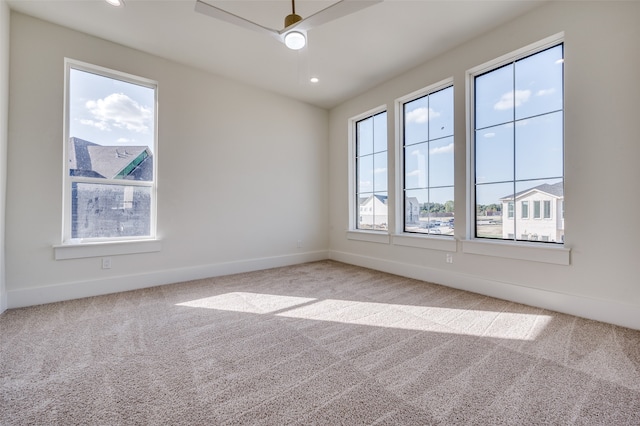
xmin=329 ymin=250 xmax=640 ymax=331
xmin=7 ymin=250 xmax=329 ymax=309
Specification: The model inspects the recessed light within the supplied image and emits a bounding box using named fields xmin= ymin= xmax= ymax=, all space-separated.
xmin=310 ymin=77 xmax=319 ymax=83
xmin=105 ymin=0 xmax=125 ymax=7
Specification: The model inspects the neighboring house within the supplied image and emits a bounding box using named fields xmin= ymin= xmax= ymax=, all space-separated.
xmin=68 ymin=137 xmax=153 ymax=238
xmin=500 ymin=182 xmax=564 ymax=242
xmin=359 ymin=194 xmax=388 ymax=228
xmin=405 ymin=197 xmax=420 ymax=225
xmin=69 ymin=137 xmax=153 ymax=180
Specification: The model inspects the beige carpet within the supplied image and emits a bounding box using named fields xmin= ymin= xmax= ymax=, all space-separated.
xmin=1 ymin=260 xmax=639 ymax=425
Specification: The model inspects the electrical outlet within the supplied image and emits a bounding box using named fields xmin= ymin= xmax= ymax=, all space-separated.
xmin=297 ymin=240 xmax=303 ymax=248
xmin=446 ymin=253 xmax=453 ymax=264
xmin=102 ymin=257 xmax=112 ymax=269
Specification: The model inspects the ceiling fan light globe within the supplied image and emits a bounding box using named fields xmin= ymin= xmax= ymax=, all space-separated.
xmin=284 ymin=31 xmax=306 ymax=50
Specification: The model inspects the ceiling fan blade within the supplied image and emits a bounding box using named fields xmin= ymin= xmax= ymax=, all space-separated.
xmin=195 ymin=0 xmax=282 ymax=41
xmin=281 ymin=0 xmax=383 ymax=33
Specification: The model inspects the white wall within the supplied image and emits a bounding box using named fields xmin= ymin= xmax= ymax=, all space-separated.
xmin=329 ymin=1 xmax=640 ymax=329
xmin=0 ymin=0 xmax=9 ymax=314
xmin=6 ymin=13 xmax=329 ymax=307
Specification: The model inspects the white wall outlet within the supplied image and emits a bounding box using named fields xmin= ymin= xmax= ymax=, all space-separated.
xmin=297 ymin=240 xmax=303 ymax=248
xmin=102 ymin=257 xmax=112 ymax=269
xmin=446 ymin=253 xmax=453 ymax=264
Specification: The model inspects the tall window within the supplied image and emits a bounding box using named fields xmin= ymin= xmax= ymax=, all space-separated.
xmin=403 ymin=85 xmax=454 ymax=235
xmin=473 ymin=43 xmax=564 ymax=244
xmin=355 ymin=111 xmax=387 ymax=231
xmin=64 ymin=60 xmax=157 ymax=242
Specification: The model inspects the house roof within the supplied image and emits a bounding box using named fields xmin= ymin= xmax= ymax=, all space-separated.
xmin=69 ymin=137 xmax=152 ymax=180
xmin=500 ymin=181 xmax=564 ymax=201
xmin=359 ymin=194 xmax=388 ymax=206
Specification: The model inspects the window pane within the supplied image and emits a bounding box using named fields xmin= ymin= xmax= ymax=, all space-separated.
xmin=404 ymin=142 xmax=428 ymax=189
xmin=429 ymin=186 xmax=455 ymax=236
xmin=373 ymin=152 xmax=388 ymax=192
xmin=68 ymin=69 xmax=155 ymax=182
xmin=533 ymin=200 xmax=541 ymax=218
xmin=405 ymin=189 xmax=428 ymax=233
xmin=429 ymin=86 xmax=454 ymax=140
xmin=475 ymin=63 xmax=514 ymax=129
xmin=429 ymin=136 xmax=454 ymax=187
xmin=71 ymin=183 xmax=151 ymax=239
xmin=357 ymin=154 xmax=374 ymax=194
xmin=476 ymin=182 xmax=511 ymax=239
xmin=515 ymin=45 xmax=563 ymax=120
xmin=359 ymin=193 xmax=388 ymax=230
xmin=475 ymin=124 xmax=513 ymax=184
xmin=404 ymin=97 xmax=429 ymax=145
xmin=357 ymin=117 xmax=373 ymax=156
xmin=521 ymin=201 xmax=529 ymax=218
xmin=373 ymin=112 xmax=387 ymax=153
xmin=544 ymin=200 xmax=552 ymax=219
xmin=515 ymin=111 xmax=563 ymax=181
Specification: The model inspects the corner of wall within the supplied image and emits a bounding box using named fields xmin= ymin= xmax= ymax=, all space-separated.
xmin=0 ymin=0 xmax=10 ymax=314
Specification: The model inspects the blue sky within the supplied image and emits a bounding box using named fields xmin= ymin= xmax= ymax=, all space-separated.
xmin=69 ymin=68 xmax=155 ymax=153
xmin=474 ymin=44 xmax=564 ymax=205
xmin=403 ymin=86 xmax=454 ymax=205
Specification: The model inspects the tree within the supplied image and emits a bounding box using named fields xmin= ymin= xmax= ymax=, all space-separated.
xmin=444 ymin=200 xmax=454 ymax=213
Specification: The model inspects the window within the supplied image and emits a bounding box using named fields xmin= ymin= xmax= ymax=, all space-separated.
xmin=402 ymin=85 xmax=454 ymax=236
xmin=473 ymin=42 xmax=563 ymax=244
xmin=543 ymin=200 xmax=551 ymax=219
xmin=63 ymin=60 xmax=157 ymax=243
xmin=355 ymin=111 xmax=387 ymax=231
xmin=533 ymin=200 xmax=541 ymax=219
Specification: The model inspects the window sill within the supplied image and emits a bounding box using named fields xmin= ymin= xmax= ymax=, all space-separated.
xmin=393 ymin=234 xmax=457 ymax=252
xmin=53 ymin=239 xmax=162 ymax=260
xmin=346 ymin=230 xmax=390 ymax=244
xmin=462 ymin=239 xmax=570 ymax=265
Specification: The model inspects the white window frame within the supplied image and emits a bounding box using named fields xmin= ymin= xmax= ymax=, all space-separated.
xmin=347 ymin=105 xmax=390 ymax=244
xmin=463 ymin=33 xmax=570 ymax=265
xmin=56 ymin=59 xmax=160 ymax=258
xmin=396 ymin=79 xmax=455 ymax=239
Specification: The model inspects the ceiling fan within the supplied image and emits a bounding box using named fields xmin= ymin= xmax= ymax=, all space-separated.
xmin=195 ymin=0 xmax=382 ymax=50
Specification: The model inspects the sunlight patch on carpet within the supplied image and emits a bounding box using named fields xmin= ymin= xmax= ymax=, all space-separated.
xmin=176 ymin=292 xmax=553 ymax=341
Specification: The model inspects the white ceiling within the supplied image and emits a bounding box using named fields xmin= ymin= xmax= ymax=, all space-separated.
xmin=7 ymin=0 xmax=548 ymax=109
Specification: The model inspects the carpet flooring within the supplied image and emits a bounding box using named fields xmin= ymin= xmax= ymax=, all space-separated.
xmin=1 ymin=260 xmax=639 ymax=425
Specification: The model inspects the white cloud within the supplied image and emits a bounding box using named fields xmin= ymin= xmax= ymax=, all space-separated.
xmin=410 ymin=149 xmax=422 ymax=156
xmin=79 ymin=118 xmax=110 ymax=131
xmin=85 ymin=93 xmax=152 ymax=133
xmin=117 ymin=137 xmax=132 ymax=144
xmin=536 ymin=88 xmax=556 ymax=97
xmin=406 ymin=107 xmax=440 ymax=124
xmin=494 ymin=90 xmax=531 ymax=110
xmin=374 ymin=167 xmax=387 ymax=174
xmin=484 ymin=132 xmax=496 ymax=138
xmin=406 ymin=169 xmax=421 ymax=177
xmin=429 ymin=142 xmax=454 ymax=155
